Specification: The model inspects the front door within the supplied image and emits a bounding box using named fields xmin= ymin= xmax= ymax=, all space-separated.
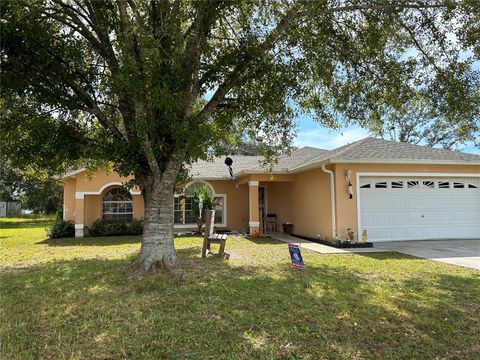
xmin=259 ymin=187 xmax=266 ymax=231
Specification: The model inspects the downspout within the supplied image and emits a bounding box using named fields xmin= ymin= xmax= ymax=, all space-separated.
xmin=320 ymin=164 xmax=336 ymax=239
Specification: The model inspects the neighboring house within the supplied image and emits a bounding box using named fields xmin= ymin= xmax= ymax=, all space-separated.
xmin=63 ymin=137 xmax=480 ymax=242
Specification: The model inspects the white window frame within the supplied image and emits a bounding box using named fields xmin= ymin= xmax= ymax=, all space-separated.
xmin=173 ymin=180 xmax=227 ymax=228
xmin=102 ymin=188 xmax=134 ymax=221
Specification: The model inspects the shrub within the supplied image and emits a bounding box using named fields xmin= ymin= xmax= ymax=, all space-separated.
xmin=88 ymin=218 xmax=143 ymax=237
xmin=47 ymin=219 xmax=75 ymax=238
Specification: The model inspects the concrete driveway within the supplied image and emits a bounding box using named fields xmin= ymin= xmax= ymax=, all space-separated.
xmin=375 ymin=239 xmax=480 ymax=270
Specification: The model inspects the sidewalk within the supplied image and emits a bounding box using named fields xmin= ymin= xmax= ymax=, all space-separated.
xmin=268 ymin=232 xmax=389 ymax=254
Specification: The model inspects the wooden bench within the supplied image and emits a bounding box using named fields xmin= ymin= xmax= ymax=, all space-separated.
xmin=202 ymin=209 xmax=229 ymax=259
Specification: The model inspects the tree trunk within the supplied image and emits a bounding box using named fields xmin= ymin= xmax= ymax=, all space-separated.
xmin=134 ymin=166 xmax=180 ymax=274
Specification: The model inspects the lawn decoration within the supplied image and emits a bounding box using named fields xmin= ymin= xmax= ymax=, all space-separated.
xmin=345 ymin=228 xmax=356 ymax=243
xmin=362 ymin=230 xmax=368 ymax=243
xmin=288 ymin=243 xmax=305 ymax=269
xmin=224 ymin=157 xmax=238 ymax=188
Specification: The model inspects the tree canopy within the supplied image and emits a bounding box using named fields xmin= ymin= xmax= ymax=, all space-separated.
xmin=1 ymin=0 xmax=479 ymax=272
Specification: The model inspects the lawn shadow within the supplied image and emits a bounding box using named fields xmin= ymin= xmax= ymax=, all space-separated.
xmin=0 ymin=219 xmax=53 ymax=229
xmin=2 ymin=242 xmax=479 ymax=359
xmin=354 ymin=251 xmax=423 ymax=261
xmin=243 ymin=236 xmax=283 ymax=245
xmin=37 ymin=235 xmax=142 ymax=246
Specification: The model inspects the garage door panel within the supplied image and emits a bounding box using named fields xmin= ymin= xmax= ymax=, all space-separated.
xmin=389 ymin=196 xmax=406 ymax=207
xmin=359 ymin=176 xmax=480 ymax=242
xmin=437 ymin=196 xmax=453 ymax=206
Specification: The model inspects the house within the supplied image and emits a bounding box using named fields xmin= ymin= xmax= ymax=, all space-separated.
xmin=63 ymin=137 xmax=480 ymax=242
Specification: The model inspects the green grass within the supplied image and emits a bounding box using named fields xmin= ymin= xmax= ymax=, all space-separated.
xmin=1 ymin=218 xmax=479 ymax=359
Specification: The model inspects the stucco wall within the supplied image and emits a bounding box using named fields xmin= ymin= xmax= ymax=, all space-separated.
xmin=64 ymin=162 xmax=479 ymax=237
xmin=63 ymin=178 xmax=76 ymax=221
xmin=333 ymin=163 xmax=480 ymax=238
xmin=208 ymin=180 xmax=249 ymax=232
xmin=290 ymin=168 xmax=333 ymax=240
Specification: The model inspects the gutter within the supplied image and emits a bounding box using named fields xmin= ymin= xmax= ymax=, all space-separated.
xmin=320 ymin=164 xmax=336 ymax=238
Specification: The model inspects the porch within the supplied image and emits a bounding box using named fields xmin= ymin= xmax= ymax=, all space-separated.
xmin=240 ymin=175 xmax=294 ymax=235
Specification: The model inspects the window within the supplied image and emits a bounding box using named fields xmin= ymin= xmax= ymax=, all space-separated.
xmin=423 ymin=181 xmax=434 ymax=188
xmin=214 ymin=196 xmax=224 ymax=223
xmin=407 ymin=181 xmax=419 ymax=188
xmin=360 ymin=184 xmax=371 ymax=188
xmin=391 ymin=181 xmax=403 ymax=189
xmin=173 ymin=182 xmax=226 ymax=226
xmin=453 ymin=182 xmax=465 ymax=189
xmin=375 ymin=182 xmax=387 ymax=188
xmin=438 ymin=181 xmax=450 ymax=189
xmin=102 ymin=188 xmax=133 ymax=221
xmin=468 ymin=184 xmax=478 ymax=189
xmin=174 ymin=197 xmax=183 ymax=224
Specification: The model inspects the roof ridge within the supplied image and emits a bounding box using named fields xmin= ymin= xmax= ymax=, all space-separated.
xmin=328 ymin=136 xmax=372 ymax=159
xmin=354 ymin=137 xmax=480 ymax=157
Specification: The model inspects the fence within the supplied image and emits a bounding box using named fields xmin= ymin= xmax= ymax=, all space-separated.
xmin=0 ymin=201 xmax=22 ymax=217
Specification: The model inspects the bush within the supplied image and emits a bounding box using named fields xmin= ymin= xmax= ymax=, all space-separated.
xmin=47 ymin=219 xmax=75 ymax=238
xmin=88 ymin=218 xmax=143 ymax=237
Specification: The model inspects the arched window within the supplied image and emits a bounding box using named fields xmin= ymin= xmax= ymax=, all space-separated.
xmin=173 ymin=181 xmax=226 ymax=226
xmin=103 ymin=188 xmax=133 ymax=221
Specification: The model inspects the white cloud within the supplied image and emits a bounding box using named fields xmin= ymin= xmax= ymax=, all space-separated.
xmin=294 ymin=126 xmax=370 ymax=149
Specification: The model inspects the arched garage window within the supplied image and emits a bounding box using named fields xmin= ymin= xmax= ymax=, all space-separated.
xmin=173 ymin=182 xmax=225 ymax=226
xmin=103 ymin=188 xmax=133 ymax=221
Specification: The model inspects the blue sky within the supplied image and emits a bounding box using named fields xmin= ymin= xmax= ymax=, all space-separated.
xmin=293 ymin=115 xmax=480 ymax=155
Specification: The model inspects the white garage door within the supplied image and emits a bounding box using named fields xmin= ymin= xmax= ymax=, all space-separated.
xmin=359 ymin=177 xmax=480 ymax=242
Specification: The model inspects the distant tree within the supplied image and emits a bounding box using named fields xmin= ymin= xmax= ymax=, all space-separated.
xmin=372 ymin=96 xmax=479 ymax=150
xmin=2 ymin=1 xmax=479 ymax=274
xmin=0 ymin=157 xmax=63 ymax=214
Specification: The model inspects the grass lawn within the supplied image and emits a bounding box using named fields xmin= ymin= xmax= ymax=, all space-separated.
xmin=1 ymin=218 xmax=479 ymax=359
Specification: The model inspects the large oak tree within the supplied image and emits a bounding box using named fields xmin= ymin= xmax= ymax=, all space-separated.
xmin=1 ymin=0 xmax=479 ymax=273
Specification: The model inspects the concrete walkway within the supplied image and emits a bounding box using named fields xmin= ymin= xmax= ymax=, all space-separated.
xmin=268 ymin=232 xmax=388 ymax=254
xmin=375 ymin=239 xmax=480 ymax=270
xmin=269 ymin=232 xmax=480 ymax=270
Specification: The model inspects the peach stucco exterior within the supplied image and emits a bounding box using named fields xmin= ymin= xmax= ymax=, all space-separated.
xmin=64 ymin=162 xmax=479 ymax=238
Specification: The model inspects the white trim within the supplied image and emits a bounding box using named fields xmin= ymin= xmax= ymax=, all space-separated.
xmin=63 ymin=168 xmax=86 ymax=178
xmin=356 ymin=172 xmax=480 ymax=240
xmin=213 ymin=193 xmax=227 ymax=227
xmin=321 ymin=164 xmax=336 ymax=237
xmin=249 ymin=221 xmax=260 ymax=227
xmin=182 ymin=180 xmax=215 ymax=195
xmin=75 ymin=182 xmax=141 ymax=199
xmin=331 ymin=159 xmax=480 ymax=165
xmin=74 ymin=224 xmax=84 ymax=230
xmin=248 ymin=181 xmax=259 ymax=187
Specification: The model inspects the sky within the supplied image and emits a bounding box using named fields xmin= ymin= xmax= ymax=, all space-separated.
xmin=293 ymin=115 xmax=480 ymax=155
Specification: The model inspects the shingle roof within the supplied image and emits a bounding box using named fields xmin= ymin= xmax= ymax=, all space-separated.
xmin=65 ymin=137 xmax=480 ymax=179
xmin=252 ymin=146 xmax=330 ymax=172
xmin=190 ymin=137 xmax=480 ymax=178
xmin=188 ymin=155 xmax=263 ymax=179
xmin=332 ymin=137 xmax=480 ymax=162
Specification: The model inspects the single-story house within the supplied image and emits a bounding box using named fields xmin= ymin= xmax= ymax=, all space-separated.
xmin=63 ymin=137 xmax=480 ymax=242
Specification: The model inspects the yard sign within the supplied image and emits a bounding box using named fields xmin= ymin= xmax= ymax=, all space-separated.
xmin=288 ymin=243 xmax=305 ymax=269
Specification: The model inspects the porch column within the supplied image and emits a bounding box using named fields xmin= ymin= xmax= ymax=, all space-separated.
xmin=74 ymin=193 xmax=85 ymax=238
xmin=248 ymin=181 xmax=260 ymax=234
